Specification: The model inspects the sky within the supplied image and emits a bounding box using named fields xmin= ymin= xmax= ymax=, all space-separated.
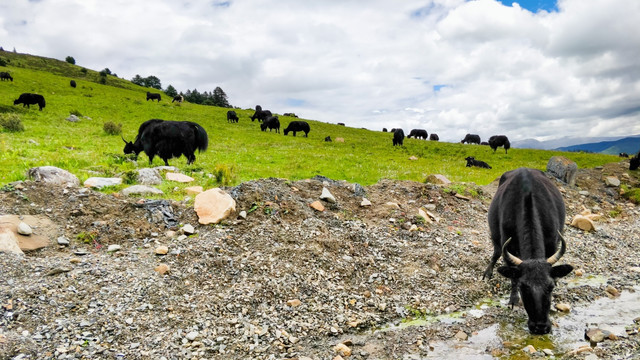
xmin=1 ymin=0 xmax=639 ymax=143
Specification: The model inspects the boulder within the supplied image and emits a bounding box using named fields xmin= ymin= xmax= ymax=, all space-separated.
xmin=570 ymin=214 xmax=595 ymax=231
xmin=121 ymin=185 xmax=164 ymax=196
xmin=84 ymin=177 xmax=122 ymax=189
xmin=604 ymin=176 xmax=620 ymax=187
xmin=425 ymin=174 xmax=451 ymax=185
xmin=547 ymin=156 xmax=577 ymax=186
xmin=28 ymin=166 xmax=80 ymax=186
xmin=137 ymin=168 xmax=162 ymax=185
xmin=0 ymin=228 xmax=24 ymax=255
xmin=194 ymin=188 xmax=236 ymax=224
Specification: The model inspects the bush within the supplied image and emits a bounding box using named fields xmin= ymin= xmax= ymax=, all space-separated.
xmin=0 ymin=113 xmax=24 ymax=132
xmin=212 ymin=164 xmax=236 ymax=186
xmin=0 ymin=58 xmax=7 ymax=67
xmin=70 ymin=109 xmax=83 ymax=117
xmin=103 ymin=121 xmax=122 ymax=135
xmin=65 ymin=56 xmax=76 ymax=65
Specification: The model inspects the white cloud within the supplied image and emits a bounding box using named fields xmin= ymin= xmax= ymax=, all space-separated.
xmin=1 ymin=0 xmax=639 ymax=142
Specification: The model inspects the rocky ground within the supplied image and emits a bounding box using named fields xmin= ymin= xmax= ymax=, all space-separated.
xmin=1 ymin=161 xmax=640 ymax=360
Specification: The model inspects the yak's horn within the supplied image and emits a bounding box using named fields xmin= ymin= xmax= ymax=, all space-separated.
xmin=502 ymin=238 xmax=522 ymax=265
xmin=547 ymin=231 xmax=567 ymax=265
xmin=121 ymin=135 xmax=129 ymax=143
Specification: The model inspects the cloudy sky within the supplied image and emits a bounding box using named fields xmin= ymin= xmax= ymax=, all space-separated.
xmin=1 ymin=0 xmax=639 ymax=142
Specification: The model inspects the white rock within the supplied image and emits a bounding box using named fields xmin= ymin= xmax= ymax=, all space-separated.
xmin=107 ymin=244 xmax=121 ymax=252
xmin=84 ymin=177 xmax=122 ymax=189
xmin=166 ymin=172 xmax=194 ymax=183
xmin=238 ymin=211 xmax=247 ymax=219
xmin=182 ymin=224 xmax=195 ymax=235
xmin=360 ymin=198 xmax=372 ymax=207
xmin=320 ymin=187 xmax=336 ymax=203
xmin=136 ymin=168 xmax=162 ymax=185
xmin=28 ymin=166 xmax=80 ymax=186
xmin=186 ymin=331 xmax=199 ymax=341
xmin=57 ymin=236 xmax=70 ymax=246
xmin=121 ymin=185 xmax=163 ymax=196
xmin=604 ymin=176 xmax=620 ymax=187
xmin=17 ymin=222 xmax=32 ymax=235
xmin=0 ymin=228 xmax=24 ymax=255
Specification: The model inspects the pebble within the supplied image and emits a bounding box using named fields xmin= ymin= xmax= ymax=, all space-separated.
xmin=309 ymin=201 xmax=325 ymax=212
xmin=154 ymin=264 xmax=170 ymax=275
xmin=287 ymin=299 xmax=302 ymax=307
xmin=107 ymin=244 xmax=121 ymax=252
xmin=360 ymin=198 xmax=372 ymax=207
xmin=182 ymin=224 xmax=195 ymax=235
xmin=522 ymin=345 xmax=536 ymax=353
xmin=186 ymin=331 xmax=199 ymax=341
xmin=334 ymin=343 xmax=352 ymax=357
xmin=57 ymin=236 xmax=70 ymax=246
xmin=155 ymin=246 xmax=169 ymax=255
xmin=238 ymin=210 xmax=247 ymax=219
xmin=454 ymin=330 xmax=468 ymax=341
xmin=17 ymin=222 xmax=32 ymax=235
xmin=320 ymin=187 xmax=336 ymax=203
xmin=555 ymin=303 xmax=571 ymax=312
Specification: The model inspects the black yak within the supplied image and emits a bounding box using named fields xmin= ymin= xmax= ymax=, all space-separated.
xmin=325 ymin=136 xmax=332 ymax=142
xmin=630 ymin=151 xmax=640 ymax=170
xmin=172 ymin=95 xmax=184 ymax=103
xmin=227 ymin=110 xmax=239 ymax=123
xmin=1 ymin=72 xmax=13 ymax=81
xmin=146 ymin=92 xmax=161 ymax=102
xmin=122 ymin=119 xmax=208 ymax=166
xmin=407 ymin=129 xmax=428 ymax=139
xmin=461 ymin=134 xmax=481 ymax=144
xmin=489 ymin=135 xmax=511 ymax=154
xmin=382 ymin=128 xmax=388 ymax=132
xmin=251 ymin=105 xmax=272 ymax=122
xmin=465 ymin=156 xmax=491 ymax=169
xmin=619 ymin=152 xmax=629 ymax=158
xmin=392 ymin=128 xmax=404 ymax=146
xmin=14 ymin=93 xmax=46 ymax=111
xmin=261 ymin=116 xmax=280 ymax=133
xmin=70 ymin=80 xmax=76 ymax=88
xmin=483 ymin=168 xmax=573 ymax=334
xmin=429 ymin=133 xmax=439 ymax=141
xmin=284 ymin=121 xmax=310 ymax=137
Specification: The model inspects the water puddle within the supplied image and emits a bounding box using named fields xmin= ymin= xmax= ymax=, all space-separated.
xmin=382 ymin=287 xmax=640 ymax=359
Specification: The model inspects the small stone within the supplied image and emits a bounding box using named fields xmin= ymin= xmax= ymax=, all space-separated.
xmin=154 ymin=264 xmax=170 ymax=275
xmin=238 ymin=211 xmax=247 ymax=219
xmin=121 ymin=185 xmax=164 ymax=196
xmin=320 ymin=187 xmax=336 ymax=203
xmin=57 ymin=236 xmax=70 ymax=246
xmin=166 ymin=172 xmax=194 ymax=183
xmin=184 ymin=186 xmax=204 ymax=195
xmin=425 ymin=174 xmax=451 ymax=185
xmin=287 ymin=299 xmax=302 ymax=307
xmin=409 ymin=224 xmax=418 ymax=231
xmin=570 ymin=215 xmax=596 ymax=231
xmin=575 ymin=269 xmax=584 ymax=276
xmin=555 ymin=303 xmax=571 ymax=312
xmin=522 ymin=345 xmax=536 ymax=353
xmin=409 ymin=156 xmax=418 ymax=161
xmin=605 ymin=285 xmax=620 ymax=298
xmin=334 ymin=343 xmax=352 ymax=357
xmin=17 ymin=222 xmax=32 ymax=235
xmin=604 ymin=176 xmax=620 ymax=187
xmin=454 ymin=193 xmax=470 ymax=201
xmin=69 ymin=257 xmax=82 ymax=264
xmin=186 ymin=331 xmax=199 ymax=341
xmin=155 ymin=246 xmax=169 ymax=255
xmin=360 ymin=198 xmax=372 ymax=207
xmin=418 ymin=208 xmax=432 ymax=223
xmin=401 ymin=222 xmax=412 ymax=230
xmin=455 ymin=330 xmax=468 ymax=341
xmin=384 ymin=202 xmax=400 ymax=209
xmin=310 ymin=201 xmax=325 ymax=212
xmin=542 ymin=349 xmax=554 ymax=356
xmin=182 ymin=224 xmax=195 ymax=235
xmin=585 ymin=328 xmax=607 ymax=343
xmin=107 ymin=244 xmax=121 ymax=252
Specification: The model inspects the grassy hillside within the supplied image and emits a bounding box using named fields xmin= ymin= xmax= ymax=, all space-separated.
xmin=0 ymin=52 xmax=621 ymax=194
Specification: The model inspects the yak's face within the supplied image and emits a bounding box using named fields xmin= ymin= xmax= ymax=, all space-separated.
xmin=122 ymin=139 xmax=140 ymax=159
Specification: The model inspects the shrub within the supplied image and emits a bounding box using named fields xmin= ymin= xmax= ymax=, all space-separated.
xmin=65 ymin=56 xmax=76 ymax=65
xmin=103 ymin=121 xmax=122 ymax=135
xmin=0 ymin=113 xmax=24 ymax=132
xmin=212 ymin=164 xmax=236 ymax=186
xmin=70 ymin=109 xmax=83 ymax=117
xmin=0 ymin=58 xmax=7 ymax=67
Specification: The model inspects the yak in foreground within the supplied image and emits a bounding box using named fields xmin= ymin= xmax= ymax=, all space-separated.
xmin=630 ymin=151 xmax=640 ymax=171
xmin=123 ymin=119 xmax=208 ymax=166
xmin=483 ymin=168 xmax=573 ymax=334
xmin=14 ymin=93 xmax=46 ymax=111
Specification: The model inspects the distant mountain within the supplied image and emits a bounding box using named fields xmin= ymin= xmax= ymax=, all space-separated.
xmin=555 ymin=136 xmax=640 ymax=155
xmin=512 ymin=135 xmax=637 ymax=150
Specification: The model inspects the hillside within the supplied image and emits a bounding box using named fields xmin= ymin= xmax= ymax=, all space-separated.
xmin=556 ymin=136 xmax=640 ymax=155
xmin=0 ymin=52 xmax=624 ymax=191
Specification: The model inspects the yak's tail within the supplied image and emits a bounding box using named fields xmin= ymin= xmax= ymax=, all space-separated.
xmin=193 ymin=123 xmax=208 ymax=152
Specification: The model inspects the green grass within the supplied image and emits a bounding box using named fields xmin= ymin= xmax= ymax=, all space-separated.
xmin=0 ymin=52 xmax=623 ymax=194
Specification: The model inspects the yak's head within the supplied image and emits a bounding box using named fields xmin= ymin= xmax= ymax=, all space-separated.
xmin=497 ymin=234 xmax=573 ymax=335
xmin=122 ymin=136 xmax=140 ymax=159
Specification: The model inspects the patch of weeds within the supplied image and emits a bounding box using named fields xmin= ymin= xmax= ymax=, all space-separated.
xmin=212 ymin=164 xmax=237 ymax=186
xmin=620 ymin=185 xmax=640 ymax=204
xmin=122 ymin=170 xmax=138 ymax=185
xmin=0 ymin=184 xmax=15 ymax=192
xmin=76 ymin=231 xmax=98 ymax=244
xmin=0 ymin=113 xmax=24 ymax=132
xmin=247 ymin=203 xmax=259 ymax=214
xmin=444 ymin=183 xmax=481 ymax=198
xmin=70 ymin=109 xmax=83 ymax=117
xmin=103 ymin=121 xmax=122 ymax=135
xmin=608 ymin=206 xmax=622 ymax=218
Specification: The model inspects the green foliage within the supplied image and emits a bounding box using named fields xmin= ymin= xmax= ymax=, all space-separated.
xmin=76 ymin=231 xmax=97 ymax=244
xmin=70 ymin=109 xmax=83 ymax=117
xmin=0 ymin=58 xmax=7 ymax=67
xmin=621 ymin=185 xmax=640 ymax=204
xmin=0 ymin=51 xmax=623 ymax=193
xmin=0 ymin=113 xmax=24 ymax=132
xmin=165 ymin=85 xmax=178 ymax=98
xmin=65 ymin=56 xmax=76 ymax=65
xmin=103 ymin=121 xmax=123 ymax=135
xmin=122 ymin=170 xmax=138 ymax=185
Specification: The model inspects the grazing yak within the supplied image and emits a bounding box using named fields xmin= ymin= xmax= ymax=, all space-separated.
xmin=283 ymin=113 xmax=298 ymax=118
xmin=407 ymin=129 xmax=428 ymax=140
xmin=146 ymin=92 xmax=161 ymax=102
xmin=465 ymin=156 xmax=491 ymax=169
xmin=392 ymin=128 xmax=405 ymax=146
xmin=382 ymin=128 xmax=388 ymax=132
xmin=172 ymin=95 xmax=184 ymax=103
xmin=461 ymin=134 xmax=481 ymax=144
xmin=251 ymin=105 xmax=272 ymax=122
xmin=619 ymin=152 xmax=629 ymax=158
xmin=227 ymin=110 xmax=239 ymax=123
xmin=630 ymin=151 xmax=640 ymax=170
xmin=261 ymin=116 xmax=280 ymax=133
xmin=429 ymin=133 xmax=439 ymax=141
xmin=122 ymin=119 xmax=208 ymax=166
xmin=1 ymin=72 xmax=14 ymax=81
xmin=483 ymin=168 xmax=573 ymax=335
xmin=14 ymin=93 xmax=46 ymax=111
xmin=337 ymin=122 xmax=346 ymax=126
xmin=489 ymin=135 xmax=511 ymax=154
xmin=284 ymin=120 xmax=310 ymax=137
xmin=325 ymin=136 xmax=332 ymax=142
xmin=480 ymin=141 xmax=489 ymax=146
xmin=70 ymin=80 xmax=76 ymax=88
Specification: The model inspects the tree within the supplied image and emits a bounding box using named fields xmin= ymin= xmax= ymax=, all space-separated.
xmin=165 ymin=85 xmax=178 ymax=98
xmin=143 ymin=75 xmax=162 ymax=90
xmin=65 ymin=56 xmax=76 ymax=65
xmin=131 ymin=74 xmax=144 ymax=86
xmin=211 ymin=87 xmax=230 ymax=108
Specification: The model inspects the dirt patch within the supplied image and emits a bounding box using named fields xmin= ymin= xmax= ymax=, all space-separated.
xmin=0 ymin=161 xmax=639 ymax=359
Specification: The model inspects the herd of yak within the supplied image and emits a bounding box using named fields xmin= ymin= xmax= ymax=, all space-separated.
xmin=4 ymin=69 xmax=640 ymax=337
